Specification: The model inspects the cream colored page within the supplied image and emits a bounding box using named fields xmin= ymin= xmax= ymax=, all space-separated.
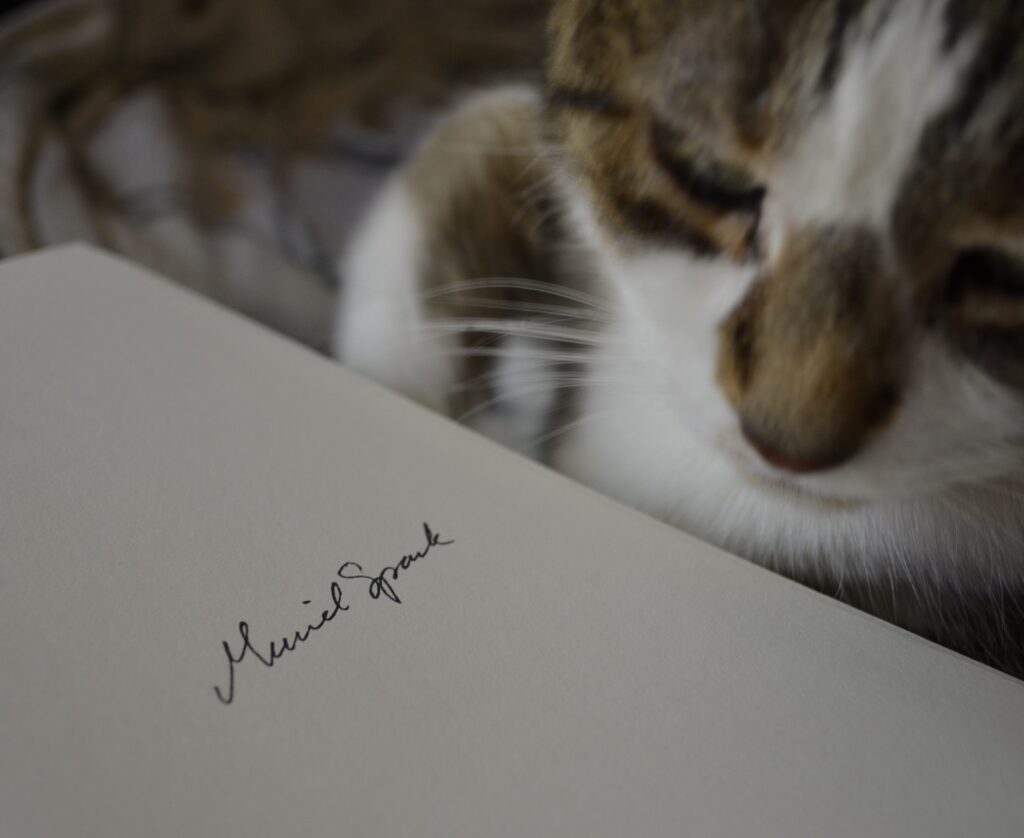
xmin=1 ymin=245 xmax=1022 ymax=838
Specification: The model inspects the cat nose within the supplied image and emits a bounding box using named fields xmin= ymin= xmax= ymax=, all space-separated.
xmin=740 ymin=422 xmax=854 ymax=474
xmin=717 ymin=224 xmax=905 ymax=477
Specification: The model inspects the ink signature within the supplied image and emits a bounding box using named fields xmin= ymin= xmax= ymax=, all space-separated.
xmin=213 ymin=523 xmax=454 ymax=705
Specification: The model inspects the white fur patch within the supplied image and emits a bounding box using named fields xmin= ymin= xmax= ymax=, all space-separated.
xmin=335 ymin=179 xmax=455 ymax=413
xmin=470 ymin=336 xmax=558 ymax=458
xmin=772 ymin=1 xmax=977 ymax=237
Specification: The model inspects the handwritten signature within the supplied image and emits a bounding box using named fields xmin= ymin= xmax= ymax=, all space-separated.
xmin=213 ymin=523 xmax=454 ymax=705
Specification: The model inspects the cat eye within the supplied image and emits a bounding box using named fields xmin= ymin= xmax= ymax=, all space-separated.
xmin=943 ymin=246 xmax=1024 ymax=328
xmin=651 ymin=122 xmax=766 ymax=216
xmin=945 ymin=247 xmax=1024 ymax=304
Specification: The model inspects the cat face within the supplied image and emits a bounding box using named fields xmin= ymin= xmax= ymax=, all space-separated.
xmin=545 ymin=0 xmax=1024 ymax=514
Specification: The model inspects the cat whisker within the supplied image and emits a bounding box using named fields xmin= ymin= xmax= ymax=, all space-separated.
xmin=421 ymin=277 xmax=613 ymax=312
xmin=431 ymin=297 xmax=612 ymax=321
xmin=422 ymin=319 xmax=618 ymax=347
xmin=455 ymin=380 xmax=593 ymax=423
xmin=451 ymin=371 xmax=647 ymax=395
xmin=524 ymin=402 xmax=643 ymax=451
xmin=437 ymin=347 xmax=595 ymax=364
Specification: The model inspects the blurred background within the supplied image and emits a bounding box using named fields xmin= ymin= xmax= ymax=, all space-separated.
xmin=0 ymin=0 xmax=549 ymax=348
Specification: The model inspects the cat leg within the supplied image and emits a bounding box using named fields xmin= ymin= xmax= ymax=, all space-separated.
xmin=334 ymin=177 xmax=455 ymax=414
xmin=335 ymin=86 xmax=569 ymax=456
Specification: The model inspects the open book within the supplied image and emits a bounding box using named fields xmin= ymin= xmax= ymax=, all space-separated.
xmin=2 ymin=245 xmax=1022 ymax=837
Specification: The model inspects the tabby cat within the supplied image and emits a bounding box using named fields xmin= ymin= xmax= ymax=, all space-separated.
xmin=335 ymin=0 xmax=1024 ymax=677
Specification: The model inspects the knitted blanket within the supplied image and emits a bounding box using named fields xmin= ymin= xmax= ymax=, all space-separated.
xmin=0 ymin=0 xmax=545 ymax=348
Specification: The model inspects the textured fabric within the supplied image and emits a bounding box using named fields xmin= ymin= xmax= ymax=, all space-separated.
xmin=0 ymin=0 xmax=546 ymax=347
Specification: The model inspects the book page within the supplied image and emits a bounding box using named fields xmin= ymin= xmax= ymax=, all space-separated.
xmin=1 ymin=245 xmax=1022 ymax=837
